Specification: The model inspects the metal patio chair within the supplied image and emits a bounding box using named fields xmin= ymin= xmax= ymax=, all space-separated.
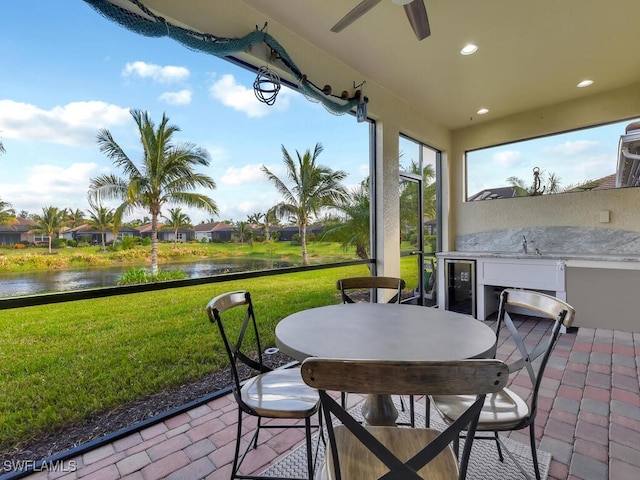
xmin=207 ymin=290 xmax=322 ymax=480
xmin=301 ymin=358 xmax=508 ymax=480
xmin=431 ymin=288 xmax=575 ymax=480
xmin=336 ymin=276 xmax=415 ymax=426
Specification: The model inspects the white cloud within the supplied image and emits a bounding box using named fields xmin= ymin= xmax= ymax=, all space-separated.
xmin=543 ymin=140 xmax=600 ymax=156
xmin=220 ymin=164 xmax=269 ymax=186
xmin=208 ymin=74 xmax=292 ymax=118
xmin=1 ymin=162 xmax=101 ymax=212
xmin=493 ymin=150 xmax=522 ymax=167
xmin=122 ymin=61 xmax=190 ymax=83
xmin=158 ymin=89 xmax=192 ymax=106
xmin=213 ymin=193 xmax=280 ymax=223
xmin=0 ymin=100 xmax=131 ymax=146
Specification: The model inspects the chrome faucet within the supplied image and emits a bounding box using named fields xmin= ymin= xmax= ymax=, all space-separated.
xmin=522 ymin=235 xmax=528 ymax=254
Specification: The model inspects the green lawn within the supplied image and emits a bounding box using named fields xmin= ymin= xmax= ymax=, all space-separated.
xmin=0 ymin=264 xmax=372 ymax=452
xmin=0 ymin=247 xmax=420 ymax=453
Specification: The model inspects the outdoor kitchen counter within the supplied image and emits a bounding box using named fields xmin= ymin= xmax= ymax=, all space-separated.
xmin=437 ymin=250 xmax=640 ymax=265
xmin=436 ymin=251 xmax=640 ymax=323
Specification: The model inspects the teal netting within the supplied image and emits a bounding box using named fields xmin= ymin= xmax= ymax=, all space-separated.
xmin=83 ymin=0 xmax=368 ymax=115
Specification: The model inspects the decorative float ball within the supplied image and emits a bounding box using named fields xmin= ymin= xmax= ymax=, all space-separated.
xmin=254 ymin=66 xmax=281 ymax=105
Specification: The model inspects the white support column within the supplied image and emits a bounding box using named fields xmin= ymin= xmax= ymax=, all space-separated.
xmin=374 ymin=121 xmax=401 ymax=280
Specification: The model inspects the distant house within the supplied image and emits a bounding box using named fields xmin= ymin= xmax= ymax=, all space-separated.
xmin=194 ymin=222 xmax=235 ymax=242
xmin=564 ymin=173 xmax=617 ymax=192
xmin=194 ymin=222 xmax=216 ymax=242
xmin=158 ymin=226 xmax=195 ymax=243
xmin=136 ymin=223 xmax=157 ymax=240
xmin=274 ymin=225 xmax=324 ymax=241
xmin=61 ymin=224 xmax=140 ymax=244
xmin=467 ymin=186 xmax=527 ymax=201
xmin=0 ymin=217 xmax=38 ymax=245
xmin=137 ymin=222 xmax=194 ymax=243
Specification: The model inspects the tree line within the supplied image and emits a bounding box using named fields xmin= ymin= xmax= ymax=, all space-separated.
xmin=0 ymin=110 xmax=376 ymax=272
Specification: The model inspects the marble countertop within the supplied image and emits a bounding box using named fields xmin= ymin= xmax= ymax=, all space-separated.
xmin=436 ymin=251 xmax=640 ymax=263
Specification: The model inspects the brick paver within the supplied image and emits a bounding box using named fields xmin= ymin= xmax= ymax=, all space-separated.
xmin=10 ymin=319 xmax=640 ymax=480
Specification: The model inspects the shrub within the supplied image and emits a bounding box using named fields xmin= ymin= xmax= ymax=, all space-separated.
xmin=290 ymin=233 xmax=302 ymax=246
xmin=116 ymin=267 xmax=187 ymax=285
xmin=119 ymin=237 xmax=137 ymax=250
xmin=424 ymin=234 xmax=437 ymax=253
xmin=140 ymin=237 xmax=151 ymax=246
xmin=67 ymin=239 xmax=78 ymax=248
xmin=52 ymin=238 xmax=67 ymax=249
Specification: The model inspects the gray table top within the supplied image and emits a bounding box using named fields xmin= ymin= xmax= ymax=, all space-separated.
xmin=275 ymin=303 xmax=496 ymax=362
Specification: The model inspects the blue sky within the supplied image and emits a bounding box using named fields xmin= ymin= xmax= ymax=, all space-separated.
xmin=0 ymin=0 xmax=370 ymax=224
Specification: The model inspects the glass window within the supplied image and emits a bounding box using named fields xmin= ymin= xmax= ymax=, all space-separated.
xmin=466 ymin=117 xmax=640 ymax=201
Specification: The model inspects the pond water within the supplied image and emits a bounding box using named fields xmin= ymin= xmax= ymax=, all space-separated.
xmin=0 ymin=258 xmax=292 ymax=298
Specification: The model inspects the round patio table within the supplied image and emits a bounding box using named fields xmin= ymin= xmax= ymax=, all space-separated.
xmin=275 ymin=302 xmax=496 ymax=426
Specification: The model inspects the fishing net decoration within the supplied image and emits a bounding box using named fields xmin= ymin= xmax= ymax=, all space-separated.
xmin=84 ymin=0 xmax=368 ymax=115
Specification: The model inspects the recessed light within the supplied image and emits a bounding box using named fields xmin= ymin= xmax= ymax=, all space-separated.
xmin=477 ymin=108 xmax=489 ymax=115
xmin=577 ymin=80 xmax=593 ymax=88
xmin=461 ymin=44 xmax=478 ymax=55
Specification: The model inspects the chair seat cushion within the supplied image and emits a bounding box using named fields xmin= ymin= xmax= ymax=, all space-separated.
xmin=323 ymin=425 xmax=458 ymax=480
xmin=432 ymin=387 xmax=529 ymax=430
xmin=240 ymin=368 xmax=319 ymax=418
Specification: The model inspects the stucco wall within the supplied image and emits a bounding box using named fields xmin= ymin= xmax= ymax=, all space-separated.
xmin=447 ymin=81 xmax=640 ymax=251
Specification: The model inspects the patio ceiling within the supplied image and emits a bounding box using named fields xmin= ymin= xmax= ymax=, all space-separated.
xmin=103 ymin=0 xmax=640 ymax=130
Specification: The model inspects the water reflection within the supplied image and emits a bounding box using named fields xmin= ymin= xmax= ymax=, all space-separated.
xmin=0 ymin=258 xmax=291 ymax=298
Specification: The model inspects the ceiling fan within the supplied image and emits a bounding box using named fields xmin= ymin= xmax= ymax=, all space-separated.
xmin=331 ymin=0 xmax=431 ymax=40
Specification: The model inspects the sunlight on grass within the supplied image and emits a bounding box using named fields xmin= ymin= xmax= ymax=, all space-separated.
xmin=0 ymin=264 xmax=372 ymax=451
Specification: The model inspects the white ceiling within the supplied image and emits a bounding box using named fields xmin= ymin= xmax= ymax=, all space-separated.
xmin=109 ymin=0 xmax=640 ymax=130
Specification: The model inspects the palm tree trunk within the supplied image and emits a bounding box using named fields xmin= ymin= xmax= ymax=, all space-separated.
xmin=173 ymin=229 xmax=178 ymax=248
xmin=48 ymin=236 xmax=52 ymax=254
xmin=301 ymin=221 xmax=308 ymax=265
xmin=151 ymin=213 xmax=159 ymax=276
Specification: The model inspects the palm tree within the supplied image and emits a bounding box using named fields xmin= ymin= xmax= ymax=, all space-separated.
xmin=247 ymin=212 xmax=265 ymax=241
xmin=263 ymin=207 xmax=278 ymax=241
xmin=0 ymin=199 xmax=16 ymax=227
xmin=32 ymin=206 xmax=65 ymax=254
xmin=322 ymin=180 xmax=370 ymax=260
xmin=236 ymin=220 xmax=252 ymax=245
xmin=89 ymin=109 xmax=218 ymax=275
xmin=64 ymin=208 xmax=86 ymax=228
xmin=261 ymin=143 xmax=347 ymax=265
xmin=162 ymin=207 xmax=192 ymax=248
xmin=86 ymin=197 xmax=115 ymax=251
xmin=400 ymin=159 xmax=437 ymax=225
xmin=110 ymin=209 xmax=124 ymax=247
xmin=507 ymin=168 xmax=563 ymax=196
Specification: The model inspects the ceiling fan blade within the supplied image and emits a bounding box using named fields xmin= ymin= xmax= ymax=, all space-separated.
xmin=331 ymin=0 xmax=384 ymax=33
xmin=404 ymin=0 xmax=431 ymax=40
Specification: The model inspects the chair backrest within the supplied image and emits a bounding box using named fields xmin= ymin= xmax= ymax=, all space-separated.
xmin=336 ymin=276 xmax=406 ymax=304
xmin=495 ymin=288 xmax=575 ymax=421
xmin=206 ymin=290 xmax=269 ymax=395
xmin=301 ymin=358 xmax=508 ymax=479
